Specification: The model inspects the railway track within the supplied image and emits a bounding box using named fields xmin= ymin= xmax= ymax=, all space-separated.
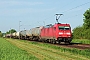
xmin=28 ymin=40 xmax=90 ymax=50
xmin=56 ymin=43 xmax=90 ymax=50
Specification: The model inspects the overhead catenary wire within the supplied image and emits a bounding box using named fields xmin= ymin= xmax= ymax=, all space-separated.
xmin=44 ymin=1 xmax=90 ymax=23
xmin=61 ymin=1 xmax=90 ymax=13
xmin=56 ymin=0 xmax=76 ymax=12
xmin=61 ymin=13 xmax=83 ymax=21
xmin=60 ymin=1 xmax=90 ymax=21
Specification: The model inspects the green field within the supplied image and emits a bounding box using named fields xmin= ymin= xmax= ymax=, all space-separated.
xmin=0 ymin=38 xmax=90 ymax=60
xmin=0 ymin=38 xmax=38 ymax=60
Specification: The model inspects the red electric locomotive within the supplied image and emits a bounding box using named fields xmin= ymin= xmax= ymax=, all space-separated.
xmin=40 ymin=23 xmax=72 ymax=44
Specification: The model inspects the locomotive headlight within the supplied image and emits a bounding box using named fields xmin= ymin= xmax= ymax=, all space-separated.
xmin=66 ymin=32 xmax=70 ymax=35
xmin=59 ymin=32 xmax=63 ymax=34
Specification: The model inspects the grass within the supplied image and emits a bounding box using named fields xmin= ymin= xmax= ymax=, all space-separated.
xmin=6 ymin=38 xmax=90 ymax=60
xmin=0 ymin=38 xmax=39 ymax=60
xmin=23 ymin=40 xmax=90 ymax=59
xmin=71 ymin=39 xmax=90 ymax=44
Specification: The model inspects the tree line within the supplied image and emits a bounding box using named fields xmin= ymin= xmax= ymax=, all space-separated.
xmin=0 ymin=29 xmax=16 ymax=37
xmin=73 ymin=8 xmax=90 ymax=39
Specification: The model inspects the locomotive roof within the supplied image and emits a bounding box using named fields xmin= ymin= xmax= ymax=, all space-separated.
xmin=44 ymin=24 xmax=54 ymax=28
xmin=44 ymin=23 xmax=70 ymax=28
xmin=54 ymin=23 xmax=70 ymax=27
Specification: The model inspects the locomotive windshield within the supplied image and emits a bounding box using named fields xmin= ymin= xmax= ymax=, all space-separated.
xmin=58 ymin=26 xmax=70 ymax=30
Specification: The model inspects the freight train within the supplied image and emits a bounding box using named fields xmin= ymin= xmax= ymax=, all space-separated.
xmin=5 ymin=23 xmax=72 ymax=44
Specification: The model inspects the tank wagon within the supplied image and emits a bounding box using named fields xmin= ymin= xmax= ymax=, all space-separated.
xmin=25 ymin=27 xmax=43 ymax=40
xmin=5 ymin=34 xmax=12 ymax=38
xmin=8 ymin=32 xmax=19 ymax=39
xmin=15 ymin=32 xmax=20 ymax=39
xmin=12 ymin=32 xmax=16 ymax=38
xmin=20 ymin=30 xmax=27 ymax=39
xmin=25 ymin=30 xmax=31 ymax=39
xmin=19 ymin=28 xmax=41 ymax=40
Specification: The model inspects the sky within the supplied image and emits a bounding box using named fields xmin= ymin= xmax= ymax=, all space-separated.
xmin=0 ymin=0 xmax=90 ymax=33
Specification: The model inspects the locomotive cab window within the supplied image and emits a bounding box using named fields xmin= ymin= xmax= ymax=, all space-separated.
xmin=58 ymin=26 xmax=70 ymax=30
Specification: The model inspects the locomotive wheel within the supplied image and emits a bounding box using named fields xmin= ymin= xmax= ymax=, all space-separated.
xmin=65 ymin=41 xmax=70 ymax=44
xmin=58 ymin=40 xmax=61 ymax=44
xmin=52 ymin=40 xmax=56 ymax=44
